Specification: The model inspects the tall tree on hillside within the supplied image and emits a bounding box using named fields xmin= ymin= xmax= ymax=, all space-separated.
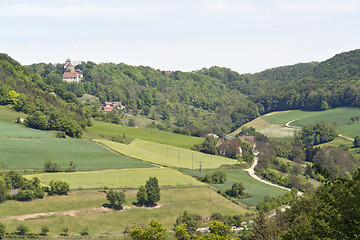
xmin=145 ymin=177 xmax=160 ymax=206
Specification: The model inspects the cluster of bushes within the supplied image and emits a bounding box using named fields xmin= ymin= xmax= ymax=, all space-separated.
xmin=0 ymin=170 xmax=70 ymax=204
xmin=256 ymin=188 xmax=298 ymax=211
xmin=0 ymin=171 xmax=44 ymax=202
xmin=198 ymin=171 xmax=226 ymax=184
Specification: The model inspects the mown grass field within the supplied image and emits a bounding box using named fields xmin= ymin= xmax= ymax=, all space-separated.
xmin=85 ymin=120 xmax=204 ymax=149
xmin=25 ymin=168 xmax=205 ymax=189
xmin=179 ymin=169 xmax=288 ymax=206
xmin=0 ymin=138 xmax=153 ymax=169
xmin=94 ymin=139 xmax=238 ymax=169
xmin=0 ymin=188 xmax=253 ymax=236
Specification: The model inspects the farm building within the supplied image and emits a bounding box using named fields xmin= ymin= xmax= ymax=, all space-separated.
xmin=103 ymin=101 xmax=125 ymax=111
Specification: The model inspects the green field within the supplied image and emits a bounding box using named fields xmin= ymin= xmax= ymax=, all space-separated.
xmin=25 ymin=168 xmax=205 ymax=189
xmin=0 ymin=106 xmax=27 ymax=122
xmin=86 ymin=120 xmax=204 ymax=149
xmin=94 ymin=139 xmax=238 ymax=169
xmin=179 ymin=169 xmax=288 ymax=206
xmin=0 ymin=138 xmax=153 ymax=169
xmin=0 ymin=121 xmax=55 ymax=138
xmin=0 ymin=188 xmax=252 ymax=236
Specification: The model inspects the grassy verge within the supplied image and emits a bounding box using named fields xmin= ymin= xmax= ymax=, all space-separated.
xmin=94 ymin=139 xmax=238 ymax=169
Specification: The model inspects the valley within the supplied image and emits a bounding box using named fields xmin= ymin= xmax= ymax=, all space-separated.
xmin=0 ymin=50 xmax=360 ymax=239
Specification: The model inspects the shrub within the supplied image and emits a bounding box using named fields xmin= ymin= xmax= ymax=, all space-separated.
xmin=40 ymin=225 xmax=49 ymax=236
xmin=16 ymin=224 xmax=29 ymax=236
xmin=48 ymin=180 xmax=70 ymax=195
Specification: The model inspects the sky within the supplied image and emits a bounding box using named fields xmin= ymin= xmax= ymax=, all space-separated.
xmin=0 ymin=0 xmax=359 ymax=74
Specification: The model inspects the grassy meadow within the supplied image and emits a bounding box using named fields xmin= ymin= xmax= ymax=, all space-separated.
xmin=0 ymin=106 xmax=27 ymax=122
xmin=0 ymin=138 xmax=153 ymax=169
xmin=179 ymin=169 xmax=289 ymax=206
xmin=24 ymin=168 xmax=205 ymax=189
xmin=86 ymin=120 xmax=204 ymax=149
xmin=0 ymin=188 xmax=253 ymax=236
xmin=94 ymin=139 xmax=238 ymax=169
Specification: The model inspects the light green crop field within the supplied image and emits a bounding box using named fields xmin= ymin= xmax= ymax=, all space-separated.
xmin=86 ymin=120 xmax=204 ymax=149
xmin=94 ymin=139 xmax=238 ymax=169
xmin=0 ymin=121 xmax=55 ymax=138
xmin=179 ymin=169 xmax=288 ymax=206
xmin=0 ymin=138 xmax=153 ymax=169
xmin=0 ymin=188 xmax=252 ymax=236
xmin=24 ymin=168 xmax=205 ymax=189
xmin=0 ymin=106 xmax=27 ymax=122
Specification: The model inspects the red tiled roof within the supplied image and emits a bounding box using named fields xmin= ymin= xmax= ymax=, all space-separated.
xmin=103 ymin=106 xmax=113 ymax=111
xmin=63 ymin=72 xmax=78 ymax=78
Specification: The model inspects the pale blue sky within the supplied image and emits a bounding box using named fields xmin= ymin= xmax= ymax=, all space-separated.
xmin=0 ymin=0 xmax=359 ymax=73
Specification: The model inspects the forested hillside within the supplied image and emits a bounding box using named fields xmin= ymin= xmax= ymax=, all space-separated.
xmin=0 ymin=54 xmax=89 ymax=137
xmin=28 ymin=62 xmax=260 ymax=135
xmin=250 ymin=49 xmax=360 ymax=113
